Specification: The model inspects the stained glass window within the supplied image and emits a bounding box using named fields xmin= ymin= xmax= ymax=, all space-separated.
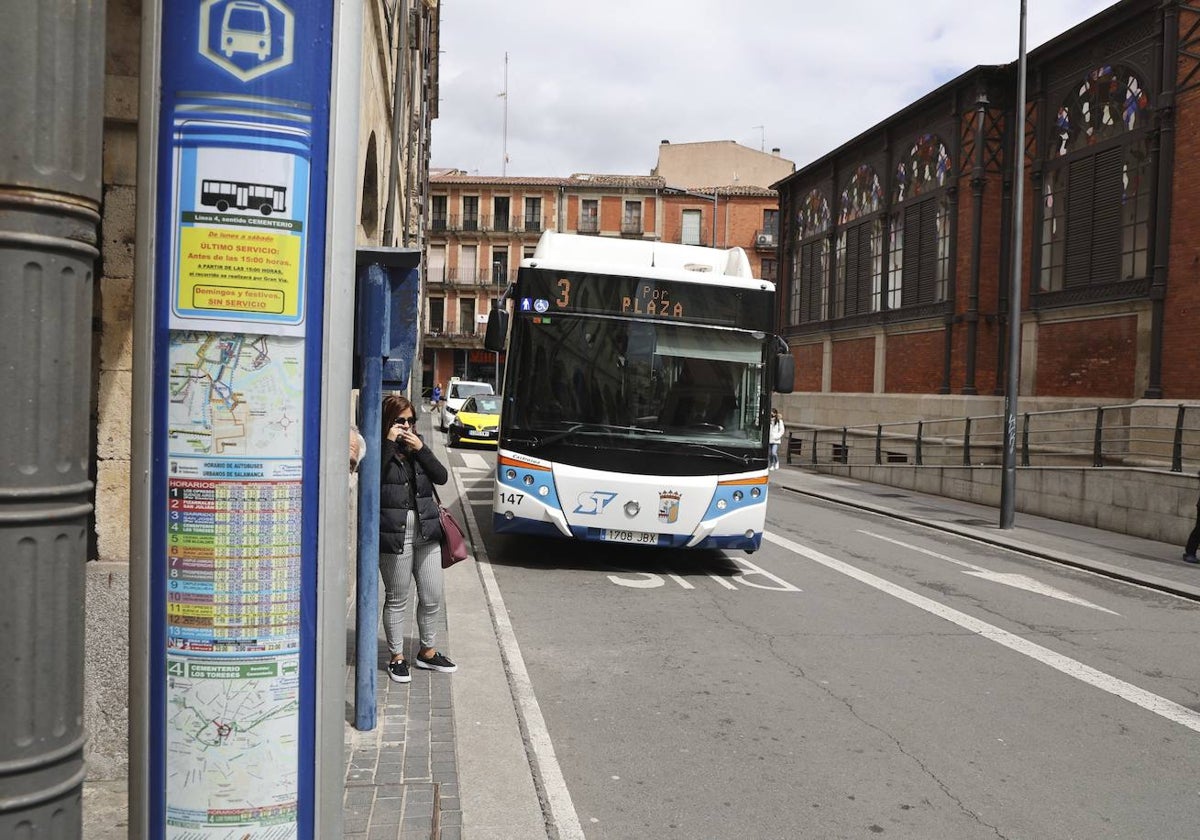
xmin=1040 ymin=64 xmax=1152 ymax=292
xmin=797 ymin=189 xmax=831 ymax=240
xmin=889 ymin=136 xmax=952 ymax=308
xmin=793 ymin=189 xmax=832 ymax=325
xmin=834 ymin=166 xmax=885 ymax=317
xmin=838 ymin=165 xmax=884 ymax=225
xmin=1054 ymin=65 xmax=1149 ymax=157
xmin=893 ymin=135 xmax=950 ymax=204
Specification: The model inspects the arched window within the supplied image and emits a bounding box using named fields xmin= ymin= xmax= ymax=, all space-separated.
xmin=889 ymin=134 xmax=952 ymax=309
xmin=792 ymin=189 xmax=831 ymax=325
xmin=1041 ymin=64 xmax=1151 ymax=292
xmin=835 ymin=165 xmax=884 ymax=317
xmin=360 ymin=133 xmax=379 ymax=238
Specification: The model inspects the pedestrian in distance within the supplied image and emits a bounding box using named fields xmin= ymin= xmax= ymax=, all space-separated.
xmin=430 ymin=382 xmax=442 ymax=412
xmin=1183 ymin=474 xmax=1200 ymax=564
xmin=768 ymin=408 xmax=785 ymax=472
xmin=378 ymin=394 xmax=458 ymax=683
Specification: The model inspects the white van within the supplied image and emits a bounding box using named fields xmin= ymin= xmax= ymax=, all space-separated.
xmin=439 ymin=379 xmax=494 ymax=431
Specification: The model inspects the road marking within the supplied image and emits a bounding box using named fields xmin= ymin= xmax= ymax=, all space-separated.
xmin=860 ymin=530 xmax=1120 ymax=615
xmin=453 ymin=470 xmax=586 ymax=840
xmin=459 ymin=453 xmax=492 ymax=471
xmin=764 ymin=530 xmax=1200 ymax=735
xmin=607 ymin=557 xmax=801 ymax=592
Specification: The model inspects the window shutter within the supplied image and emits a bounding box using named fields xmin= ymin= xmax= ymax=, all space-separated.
xmin=800 ymin=243 xmax=817 ymax=322
xmin=900 ymin=198 xmax=938 ymax=307
xmin=843 ymin=225 xmax=863 ymax=315
xmin=1064 ymin=156 xmax=1095 ymax=287
xmin=1090 ymin=146 xmax=1123 ymax=284
xmin=1064 ymin=146 xmax=1124 ymax=288
xmin=855 ymin=222 xmax=874 ymax=315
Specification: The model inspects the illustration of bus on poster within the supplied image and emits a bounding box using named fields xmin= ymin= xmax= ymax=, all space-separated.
xmin=169 ymin=103 xmax=312 ymax=337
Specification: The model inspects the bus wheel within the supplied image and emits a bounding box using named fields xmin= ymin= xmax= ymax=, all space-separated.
xmin=260 ymin=204 xmax=273 ymax=216
xmin=216 ymin=200 xmax=229 ymax=212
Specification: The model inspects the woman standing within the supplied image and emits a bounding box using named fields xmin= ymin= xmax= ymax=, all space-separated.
xmin=768 ymin=409 xmax=785 ymax=472
xmin=378 ymin=394 xmax=457 ymax=683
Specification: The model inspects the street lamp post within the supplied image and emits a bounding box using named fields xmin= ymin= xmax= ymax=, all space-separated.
xmin=1000 ymin=0 xmax=1028 ymax=529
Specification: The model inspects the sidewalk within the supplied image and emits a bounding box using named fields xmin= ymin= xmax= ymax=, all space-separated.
xmin=771 ymin=464 xmax=1200 ymax=601
xmin=81 ymin=453 xmax=1200 ymax=838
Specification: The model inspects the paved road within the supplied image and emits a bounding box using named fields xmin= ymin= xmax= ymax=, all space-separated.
xmin=445 ymin=446 xmax=1200 ymax=839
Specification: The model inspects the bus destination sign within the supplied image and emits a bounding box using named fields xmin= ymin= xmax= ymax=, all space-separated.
xmin=518 ymin=268 xmax=772 ymax=329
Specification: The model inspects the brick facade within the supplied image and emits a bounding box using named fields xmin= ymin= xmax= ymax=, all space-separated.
xmin=831 ymin=337 xmax=875 ymax=393
xmin=1036 ymin=316 xmax=1138 ymax=397
xmin=792 ymin=342 xmax=824 ymax=392
xmin=776 ymin=0 xmax=1196 ymax=406
xmin=886 ymin=331 xmax=944 ymax=393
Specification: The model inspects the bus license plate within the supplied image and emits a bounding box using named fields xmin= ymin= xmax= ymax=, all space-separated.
xmin=603 ymin=529 xmax=657 ymax=545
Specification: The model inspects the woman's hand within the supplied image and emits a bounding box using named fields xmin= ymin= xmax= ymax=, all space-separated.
xmin=387 ymin=421 xmax=403 ymax=443
xmin=397 ymin=427 xmax=423 ymax=452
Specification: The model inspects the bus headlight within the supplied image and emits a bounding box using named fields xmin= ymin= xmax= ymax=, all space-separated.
xmin=523 ymin=474 xmax=535 ymax=486
xmin=751 ymin=487 xmax=762 ymax=498
xmin=716 ymin=499 xmax=728 ymax=511
xmin=732 ymin=490 xmax=744 ymax=502
xmin=505 ymin=469 xmax=517 ymax=480
xmin=538 ymin=486 xmax=549 ymax=497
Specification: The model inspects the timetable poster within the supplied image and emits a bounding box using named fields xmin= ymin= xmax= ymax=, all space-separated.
xmin=163 ymin=331 xmax=304 ymax=835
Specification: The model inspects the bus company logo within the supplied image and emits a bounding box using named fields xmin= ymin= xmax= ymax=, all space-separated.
xmin=657 ymin=490 xmax=682 ymax=524
xmin=574 ymin=490 xmax=618 ymax=515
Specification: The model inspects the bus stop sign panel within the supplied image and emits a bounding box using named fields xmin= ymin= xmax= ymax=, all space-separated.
xmin=199 ymin=0 xmax=295 ymax=82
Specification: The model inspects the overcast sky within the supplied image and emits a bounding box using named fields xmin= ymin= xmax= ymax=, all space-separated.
xmin=429 ymin=0 xmax=1117 ymax=178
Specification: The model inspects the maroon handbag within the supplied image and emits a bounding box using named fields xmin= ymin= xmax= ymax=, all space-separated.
xmin=434 ymin=488 xmax=469 ymax=568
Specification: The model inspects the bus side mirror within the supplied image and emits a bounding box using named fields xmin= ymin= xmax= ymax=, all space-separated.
xmin=484 ymin=308 xmax=508 ymax=352
xmin=774 ymin=353 xmax=795 ymax=394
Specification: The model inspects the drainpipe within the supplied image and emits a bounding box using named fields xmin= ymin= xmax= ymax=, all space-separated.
xmin=963 ymin=91 xmax=989 ymax=395
xmin=0 ymin=2 xmax=104 ymax=836
xmin=1145 ymin=2 xmax=1177 ymax=399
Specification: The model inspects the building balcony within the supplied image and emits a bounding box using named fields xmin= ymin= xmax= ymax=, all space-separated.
xmin=427 ymin=269 xmax=508 ymax=288
xmin=578 ymin=219 xmax=600 ymax=234
xmin=424 ymin=322 xmax=486 ymax=348
xmin=621 ymin=221 xmax=644 ymax=236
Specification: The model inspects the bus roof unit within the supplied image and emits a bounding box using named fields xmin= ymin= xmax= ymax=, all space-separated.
xmin=524 ymin=231 xmax=762 ymax=288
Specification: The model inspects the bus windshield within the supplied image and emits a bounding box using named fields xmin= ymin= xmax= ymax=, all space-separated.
xmin=504 ymin=313 xmax=766 ymax=450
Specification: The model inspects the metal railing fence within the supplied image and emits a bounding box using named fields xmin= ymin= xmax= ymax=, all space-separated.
xmin=786 ymin=403 xmax=1200 ymax=473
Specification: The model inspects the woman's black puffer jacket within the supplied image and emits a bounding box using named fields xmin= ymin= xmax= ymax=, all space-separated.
xmin=379 ymin=436 xmax=448 ymax=553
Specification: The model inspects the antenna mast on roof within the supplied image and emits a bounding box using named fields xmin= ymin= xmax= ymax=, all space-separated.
xmin=752 ymin=125 xmax=765 ymax=152
xmin=499 ymin=52 xmax=509 ymax=176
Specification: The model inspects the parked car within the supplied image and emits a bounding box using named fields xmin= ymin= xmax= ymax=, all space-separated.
xmin=447 ymin=395 xmax=501 ymax=447
xmin=439 ymin=379 xmax=494 ymax=431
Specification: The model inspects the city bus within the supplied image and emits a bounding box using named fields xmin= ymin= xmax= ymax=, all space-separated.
xmin=483 ymin=231 xmax=794 ymax=553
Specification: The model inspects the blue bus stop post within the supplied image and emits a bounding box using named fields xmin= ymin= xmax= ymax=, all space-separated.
xmin=354 ymin=263 xmax=388 ymax=730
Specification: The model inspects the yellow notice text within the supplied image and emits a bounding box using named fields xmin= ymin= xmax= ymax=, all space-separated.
xmin=178 ymin=227 xmax=302 ymax=318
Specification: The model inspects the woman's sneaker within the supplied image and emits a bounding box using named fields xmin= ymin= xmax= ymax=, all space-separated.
xmin=387 ymin=659 xmax=411 ymax=683
xmin=415 ymin=651 xmax=458 ymax=673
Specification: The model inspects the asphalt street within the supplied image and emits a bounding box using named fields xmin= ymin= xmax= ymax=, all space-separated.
xmin=446 ymin=443 xmax=1200 ymax=840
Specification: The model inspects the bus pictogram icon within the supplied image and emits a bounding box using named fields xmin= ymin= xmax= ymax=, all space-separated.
xmin=198 ymin=0 xmax=295 ymax=83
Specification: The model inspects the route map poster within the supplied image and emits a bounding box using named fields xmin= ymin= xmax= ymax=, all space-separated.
xmin=163 ymin=331 xmax=305 ymax=835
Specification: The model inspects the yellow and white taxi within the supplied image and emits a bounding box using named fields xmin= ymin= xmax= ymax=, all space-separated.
xmin=447 ymin=395 xmax=500 ymax=447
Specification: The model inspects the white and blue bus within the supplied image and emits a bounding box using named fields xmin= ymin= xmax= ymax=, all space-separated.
xmin=484 ymin=231 xmax=794 ymax=553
